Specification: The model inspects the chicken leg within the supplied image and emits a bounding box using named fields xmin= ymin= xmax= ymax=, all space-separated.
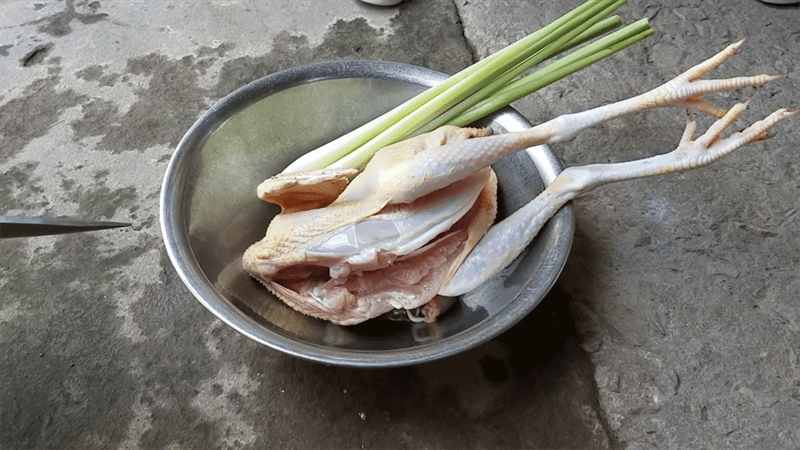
xmin=441 ymin=103 xmax=797 ymax=295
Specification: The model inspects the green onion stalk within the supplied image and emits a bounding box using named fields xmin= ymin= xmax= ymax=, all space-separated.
xmin=284 ymin=0 xmax=652 ymax=172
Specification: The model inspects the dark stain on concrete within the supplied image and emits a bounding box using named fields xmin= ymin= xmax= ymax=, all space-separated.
xmin=75 ymin=64 xmax=120 ymax=87
xmin=64 ymin=0 xmax=471 ymax=156
xmin=213 ymin=0 xmax=473 ymax=99
xmin=20 ymin=43 xmax=54 ymax=67
xmin=0 ymin=234 xmax=150 ymax=448
xmin=138 ymin=398 xmax=216 ymax=450
xmin=74 ymin=52 xmax=217 ymax=153
xmin=71 ymin=170 xmax=137 ymax=219
xmin=127 ymin=252 xmax=224 ymax=449
xmin=0 ymin=228 xmax=218 ymax=448
xmin=75 ymin=65 xmax=104 ymax=81
xmin=0 ymin=44 xmax=13 ymax=57
xmin=0 ymin=75 xmax=87 ymax=165
xmin=36 ymin=0 xmax=108 ymax=37
xmin=71 ymin=98 xmax=119 ymax=141
xmin=218 ymin=284 xmax=611 ymax=449
xmin=0 ymin=162 xmax=47 ymax=212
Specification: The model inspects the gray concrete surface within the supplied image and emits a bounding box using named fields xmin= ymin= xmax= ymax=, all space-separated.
xmin=1 ymin=0 xmax=798 ymax=448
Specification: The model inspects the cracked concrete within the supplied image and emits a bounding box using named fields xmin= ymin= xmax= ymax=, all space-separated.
xmin=2 ymin=0 xmax=799 ymax=448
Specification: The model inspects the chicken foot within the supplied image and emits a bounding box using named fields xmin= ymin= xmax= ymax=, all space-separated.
xmin=441 ymin=103 xmax=798 ymax=295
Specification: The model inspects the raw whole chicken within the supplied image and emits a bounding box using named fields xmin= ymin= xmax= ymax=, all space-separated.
xmin=243 ymin=41 xmax=797 ymax=325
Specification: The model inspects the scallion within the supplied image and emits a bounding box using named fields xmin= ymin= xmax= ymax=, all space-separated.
xmin=283 ymin=0 xmax=652 ymax=172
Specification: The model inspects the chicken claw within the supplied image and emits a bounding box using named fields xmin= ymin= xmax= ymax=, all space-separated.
xmin=441 ymin=105 xmax=799 ymax=295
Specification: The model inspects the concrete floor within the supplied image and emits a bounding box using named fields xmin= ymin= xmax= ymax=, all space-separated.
xmin=2 ymin=0 xmax=799 ymax=448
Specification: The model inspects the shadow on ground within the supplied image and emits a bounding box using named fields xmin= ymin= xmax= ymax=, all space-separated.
xmin=255 ymin=281 xmax=611 ymax=449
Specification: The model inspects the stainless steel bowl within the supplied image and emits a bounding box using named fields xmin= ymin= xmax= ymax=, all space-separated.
xmin=160 ymin=60 xmax=574 ymax=367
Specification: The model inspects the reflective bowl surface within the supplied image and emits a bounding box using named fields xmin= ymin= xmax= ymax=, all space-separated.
xmin=160 ymin=60 xmax=574 ymax=367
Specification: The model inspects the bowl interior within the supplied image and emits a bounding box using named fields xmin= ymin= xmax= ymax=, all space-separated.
xmin=161 ymin=61 xmax=574 ymax=367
